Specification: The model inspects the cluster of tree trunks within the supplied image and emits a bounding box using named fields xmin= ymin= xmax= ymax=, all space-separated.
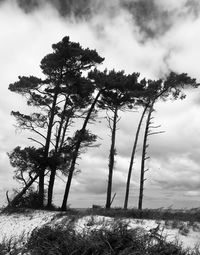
xmin=7 ymin=36 xmax=198 ymax=211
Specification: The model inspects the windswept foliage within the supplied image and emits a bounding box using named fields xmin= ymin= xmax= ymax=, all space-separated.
xmin=8 ymin=36 xmax=104 ymax=208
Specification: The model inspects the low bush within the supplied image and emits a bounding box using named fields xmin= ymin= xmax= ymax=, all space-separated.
xmin=11 ymin=188 xmax=42 ymax=209
xmin=25 ymin=220 xmax=199 ymax=255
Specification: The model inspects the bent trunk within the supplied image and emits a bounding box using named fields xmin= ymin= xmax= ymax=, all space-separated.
xmin=138 ymin=103 xmax=154 ymax=210
xmin=124 ymin=106 xmax=147 ymax=209
xmin=61 ymin=91 xmax=102 ymax=211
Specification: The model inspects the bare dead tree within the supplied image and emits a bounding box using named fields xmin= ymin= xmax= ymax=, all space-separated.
xmin=124 ymin=105 xmax=148 ymax=209
xmin=138 ymin=101 xmax=164 ymax=210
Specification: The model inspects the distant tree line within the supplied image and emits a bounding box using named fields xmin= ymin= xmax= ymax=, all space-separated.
xmin=7 ymin=36 xmax=198 ymax=211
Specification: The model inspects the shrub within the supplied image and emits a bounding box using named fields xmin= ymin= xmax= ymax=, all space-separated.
xmin=25 ymin=220 xmax=197 ymax=255
xmin=13 ymin=188 xmax=44 ymax=209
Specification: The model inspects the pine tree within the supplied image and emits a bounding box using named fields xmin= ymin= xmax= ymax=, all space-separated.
xmin=8 ymin=36 xmax=104 ymax=208
xmin=89 ymin=69 xmax=143 ymax=209
xmin=138 ymin=73 xmax=198 ymax=210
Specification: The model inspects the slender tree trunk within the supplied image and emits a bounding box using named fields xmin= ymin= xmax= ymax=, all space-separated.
xmin=106 ymin=107 xmax=118 ymax=209
xmin=47 ymin=99 xmax=69 ymax=208
xmin=61 ymin=140 xmax=81 ymax=211
xmin=38 ymin=170 xmax=45 ymax=207
xmin=60 ymin=109 xmax=74 ymax=148
xmin=124 ymin=106 xmax=148 ymax=209
xmin=138 ymin=103 xmax=154 ymax=210
xmin=47 ymin=168 xmax=56 ymax=208
xmin=61 ymin=91 xmax=102 ymax=211
xmin=7 ymin=85 xmax=60 ymax=209
xmin=38 ymin=86 xmax=59 ymax=207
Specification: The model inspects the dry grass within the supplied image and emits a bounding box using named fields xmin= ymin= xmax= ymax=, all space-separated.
xmin=1 ymin=220 xmax=196 ymax=255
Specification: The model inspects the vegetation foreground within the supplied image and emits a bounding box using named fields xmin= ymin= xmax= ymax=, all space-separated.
xmin=0 ymin=208 xmax=200 ymax=255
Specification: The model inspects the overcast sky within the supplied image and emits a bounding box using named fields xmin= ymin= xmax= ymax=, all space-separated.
xmin=0 ymin=0 xmax=200 ymax=209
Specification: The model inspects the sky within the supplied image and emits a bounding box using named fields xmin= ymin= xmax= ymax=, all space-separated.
xmin=0 ymin=0 xmax=200 ymax=209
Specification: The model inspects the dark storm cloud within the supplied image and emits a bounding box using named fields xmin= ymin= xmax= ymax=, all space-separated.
xmin=3 ymin=0 xmax=200 ymax=40
xmin=16 ymin=0 xmax=39 ymax=12
xmin=185 ymin=0 xmax=200 ymax=18
xmin=122 ymin=0 xmax=200 ymax=40
xmin=0 ymin=0 xmax=92 ymax=17
xmin=14 ymin=0 xmax=102 ymax=19
xmin=121 ymin=0 xmax=171 ymax=39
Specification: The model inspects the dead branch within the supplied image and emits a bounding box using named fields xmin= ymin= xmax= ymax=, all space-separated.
xmin=148 ymin=131 xmax=165 ymax=136
xmin=6 ymin=191 xmax=11 ymax=206
xmin=110 ymin=192 xmax=116 ymax=207
xmin=28 ymin=138 xmax=45 ymax=147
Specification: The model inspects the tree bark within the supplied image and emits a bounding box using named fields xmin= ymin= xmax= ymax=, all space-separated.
xmin=106 ymin=107 xmax=118 ymax=209
xmin=47 ymin=99 xmax=69 ymax=208
xmin=47 ymin=167 xmax=56 ymax=208
xmin=124 ymin=106 xmax=148 ymax=209
xmin=61 ymin=91 xmax=102 ymax=211
xmin=138 ymin=103 xmax=154 ymax=210
xmin=38 ymin=86 xmax=59 ymax=207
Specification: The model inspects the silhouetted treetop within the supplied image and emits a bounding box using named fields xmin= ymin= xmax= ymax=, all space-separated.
xmin=138 ymin=72 xmax=198 ymax=106
xmin=41 ymin=36 xmax=104 ymax=78
xmin=8 ymin=146 xmax=44 ymax=178
xmin=163 ymin=72 xmax=198 ymax=99
xmin=9 ymin=76 xmax=43 ymax=94
xmin=88 ymin=69 xmax=144 ymax=110
xmin=8 ymin=36 xmax=105 ymax=208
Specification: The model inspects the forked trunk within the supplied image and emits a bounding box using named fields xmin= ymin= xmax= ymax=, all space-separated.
xmin=47 ymin=100 xmax=69 ymax=208
xmin=124 ymin=105 xmax=148 ymax=209
xmin=38 ymin=87 xmax=59 ymax=208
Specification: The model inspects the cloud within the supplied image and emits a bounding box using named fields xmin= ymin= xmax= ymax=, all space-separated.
xmin=5 ymin=0 xmax=199 ymax=42
xmin=122 ymin=0 xmax=172 ymax=39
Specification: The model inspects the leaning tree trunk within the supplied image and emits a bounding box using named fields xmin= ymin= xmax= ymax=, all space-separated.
xmin=61 ymin=91 xmax=102 ymax=211
xmin=47 ymin=99 xmax=70 ymax=208
xmin=9 ymin=174 xmax=39 ymax=208
xmin=138 ymin=103 xmax=154 ymax=210
xmin=105 ymin=107 xmax=118 ymax=209
xmin=7 ymin=86 xmax=60 ymax=209
xmin=124 ymin=105 xmax=148 ymax=209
